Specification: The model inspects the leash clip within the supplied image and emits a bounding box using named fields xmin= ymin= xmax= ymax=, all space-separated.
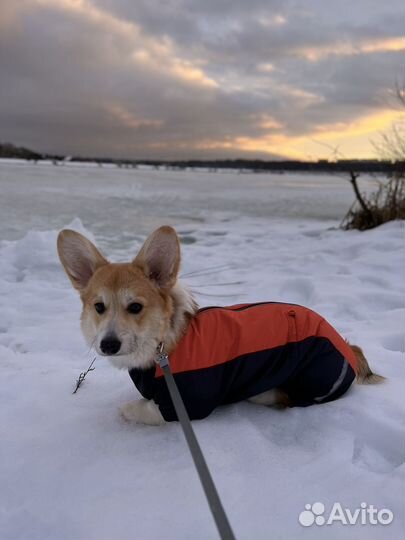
xmin=155 ymin=342 xmax=169 ymax=368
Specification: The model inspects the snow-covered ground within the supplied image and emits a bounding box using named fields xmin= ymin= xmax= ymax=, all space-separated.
xmin=0 ymin=161 xmax=404 ymax=540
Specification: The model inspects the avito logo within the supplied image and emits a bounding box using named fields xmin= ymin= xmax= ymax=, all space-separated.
xmin=298 ymin=502 xmax=393 ymax=527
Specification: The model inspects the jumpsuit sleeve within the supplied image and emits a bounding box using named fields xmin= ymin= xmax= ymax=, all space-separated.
xmin=153 ymin=369 xmax=223 ymax=422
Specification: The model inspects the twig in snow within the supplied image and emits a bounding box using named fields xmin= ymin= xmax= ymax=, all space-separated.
xmin=72 ymin=357 xmax=97 ymax=394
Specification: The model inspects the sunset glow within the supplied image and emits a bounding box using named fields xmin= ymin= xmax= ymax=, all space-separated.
xmin=1 ymin=0 xmax=403 ymax=159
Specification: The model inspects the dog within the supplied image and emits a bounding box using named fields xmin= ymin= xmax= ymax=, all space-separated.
xmin=57 ymin=225 xmax=384 ymax=425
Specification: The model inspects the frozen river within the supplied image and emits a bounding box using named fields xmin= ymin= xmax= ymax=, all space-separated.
xmin=0 ymin=160 xmax=379 ymax=249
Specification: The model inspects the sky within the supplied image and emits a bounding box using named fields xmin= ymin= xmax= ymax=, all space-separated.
xmin=0 ymin=0 xmax=404 ymax=160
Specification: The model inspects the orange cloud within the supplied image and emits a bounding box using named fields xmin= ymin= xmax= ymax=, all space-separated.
xmin=106 ymin=104 xmax=163 ymax=130
xmin=297 ymin=37 xmax=405 ymax=61
xmin=185 ymin=109 xmax=404 ymax=160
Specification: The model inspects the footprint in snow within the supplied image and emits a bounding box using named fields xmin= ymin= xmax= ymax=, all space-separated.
xmin=179 ymin=235 xmax=197 ymax=245
xmin=352 ymin=416 xmax=405 ymax=473
xmin=381 ymin=333 xmax=405 ymax=353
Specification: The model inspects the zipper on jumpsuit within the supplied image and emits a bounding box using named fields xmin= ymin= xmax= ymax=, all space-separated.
xmin=287 ymin=309 xmax=297 ymax=341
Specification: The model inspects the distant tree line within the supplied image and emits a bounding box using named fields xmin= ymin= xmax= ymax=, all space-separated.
xmin=0 ymin=142 xmax=42 ymax=160
xmin=133 ymin=158 xmax=403 ymax=174
xmin=1 ymin=142 xmax=403 ymax=175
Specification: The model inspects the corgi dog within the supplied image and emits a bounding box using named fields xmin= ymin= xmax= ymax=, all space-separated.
xmin=57 ymin=226 xmax=383 ymax=425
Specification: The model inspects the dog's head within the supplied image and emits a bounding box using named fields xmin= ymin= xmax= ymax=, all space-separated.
xmin=57 ymin=226 xmax=182 ymax=369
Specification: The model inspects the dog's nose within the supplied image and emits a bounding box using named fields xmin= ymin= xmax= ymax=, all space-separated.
xmin=100 ymin=335 xmax=121 ymax=355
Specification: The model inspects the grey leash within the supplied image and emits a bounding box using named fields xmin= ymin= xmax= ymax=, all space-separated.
xmin=155 ymin=343 xmax=236 ymax=540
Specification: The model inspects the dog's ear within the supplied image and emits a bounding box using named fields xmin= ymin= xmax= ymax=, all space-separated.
xmin=57 ymin=229 xmax=108 ymax=291
xmin=133 ymin=226 xmax=180 ymax=289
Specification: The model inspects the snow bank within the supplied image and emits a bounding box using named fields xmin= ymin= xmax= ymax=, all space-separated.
xmin=0 ymin=213 xmax=404 ymax=540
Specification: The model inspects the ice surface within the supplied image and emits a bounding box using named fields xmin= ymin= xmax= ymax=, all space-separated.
xmin=0 ymin=161 xmax=404 ymax=540
xmin=0 ymin=160 xmax=381 ymax=248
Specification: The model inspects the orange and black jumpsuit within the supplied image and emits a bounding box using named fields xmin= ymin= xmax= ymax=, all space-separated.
xmin=129 ymin=302 xmax=357 ymax=422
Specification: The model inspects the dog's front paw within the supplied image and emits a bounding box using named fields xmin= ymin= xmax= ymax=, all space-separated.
xmin=120 ymin=401 xmax=142 ymax=422
xmin=120 ymin=399 xmax=165 ymax=426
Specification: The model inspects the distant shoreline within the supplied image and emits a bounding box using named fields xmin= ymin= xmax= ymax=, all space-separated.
xmin=0 ymin=142 xmax=403 ymax=175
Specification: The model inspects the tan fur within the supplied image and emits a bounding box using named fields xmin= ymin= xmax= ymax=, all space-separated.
xmin=58 ymin=226 xmax=197 ymax=371
xmin=350 ymin=344 xmax=385 ymax=384
xmin=248 ymin=388 xmax=292 ymax=408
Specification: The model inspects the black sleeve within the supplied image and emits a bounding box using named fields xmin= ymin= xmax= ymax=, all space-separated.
xmin=153 ymin=369 xmax=223 ymax=422
xmin=128 ymin=367 xmax=156 ymax=400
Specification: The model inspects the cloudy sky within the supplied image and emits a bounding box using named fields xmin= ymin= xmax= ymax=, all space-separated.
xmin=0 ymin=0 xmax=403 ymax=160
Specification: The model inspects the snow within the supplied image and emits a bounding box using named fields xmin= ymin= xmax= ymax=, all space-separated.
xmin=0 ymin=161 xmax=404 ymax=540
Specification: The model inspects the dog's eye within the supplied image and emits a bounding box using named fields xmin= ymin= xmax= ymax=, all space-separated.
xmin=127 ymin=302 xmax=143 ymax=314
xmin=94 ymin=302 xmax=106 ymax=314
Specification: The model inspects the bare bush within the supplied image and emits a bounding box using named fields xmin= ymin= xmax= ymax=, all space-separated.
xmin=341 ymin=82 xmax=405 ymax=230
xmin=341 ymin=172 xmax=405 ymax=230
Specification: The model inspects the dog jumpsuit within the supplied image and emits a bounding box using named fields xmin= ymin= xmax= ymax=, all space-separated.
xmin=129 ymin=302 xmax=357 ymax=421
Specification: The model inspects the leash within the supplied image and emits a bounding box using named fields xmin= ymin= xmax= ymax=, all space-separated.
xmin=155 ymin=343 xmax=236 ymax=540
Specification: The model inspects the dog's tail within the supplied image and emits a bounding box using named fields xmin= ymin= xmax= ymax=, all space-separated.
xmin=350 ymin=344 xmax=385 ymax=384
